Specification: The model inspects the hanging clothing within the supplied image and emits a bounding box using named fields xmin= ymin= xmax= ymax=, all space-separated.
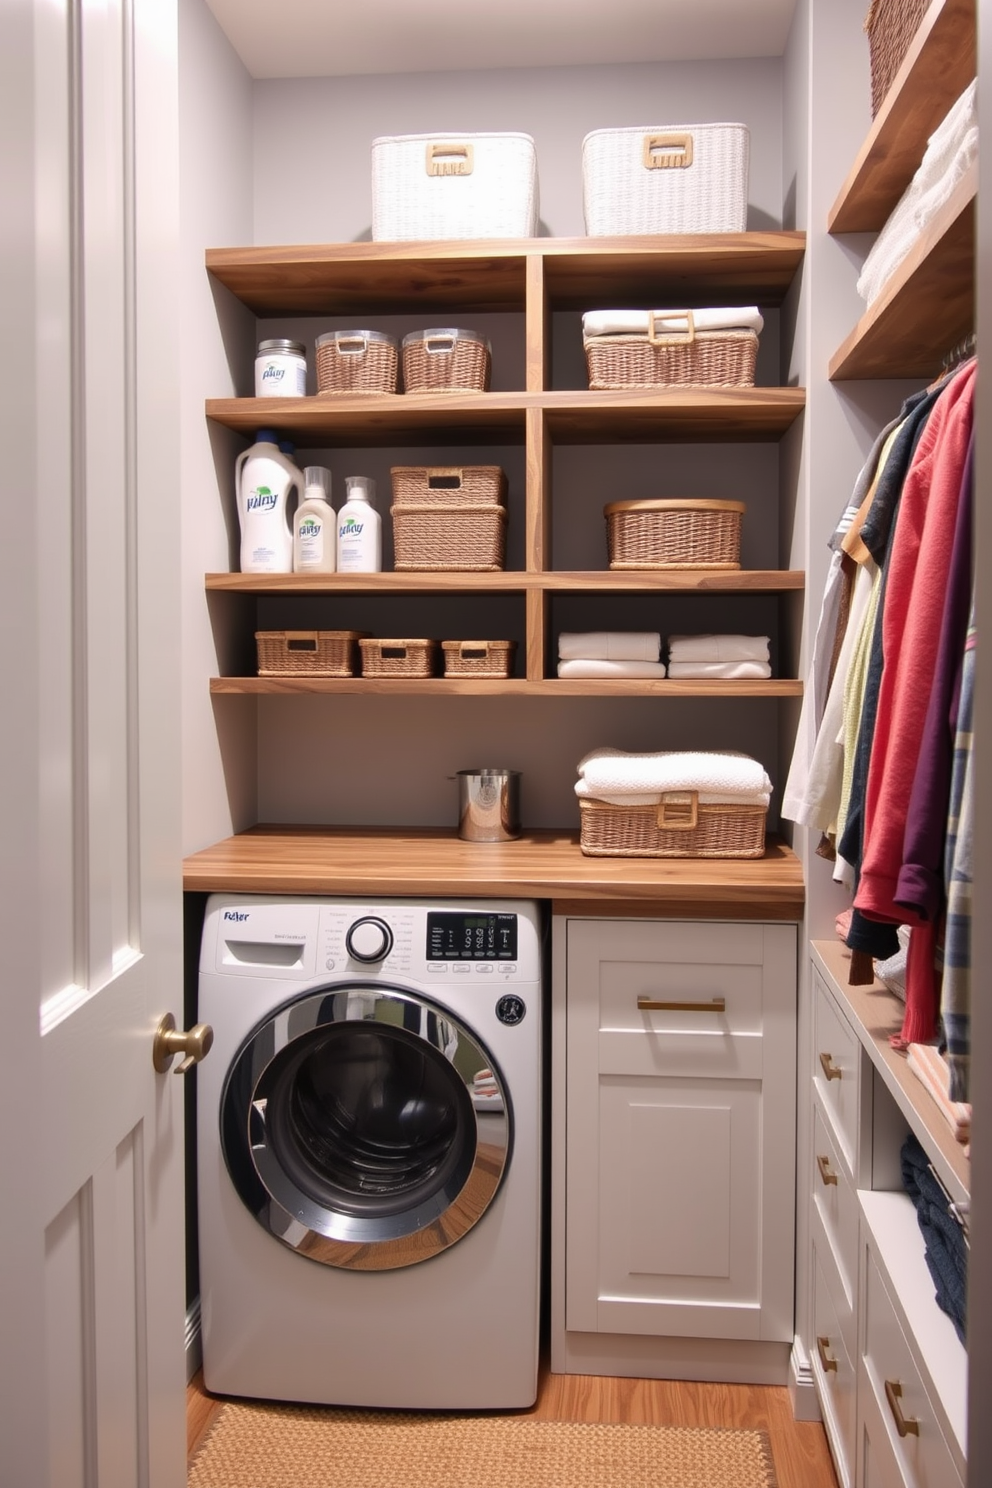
xmin=942 ymin=605 xmax=976 ymax=1101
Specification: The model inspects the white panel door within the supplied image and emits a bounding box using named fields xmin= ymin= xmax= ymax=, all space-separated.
xmin=1 ymin=1 xmax=185 ymax=1484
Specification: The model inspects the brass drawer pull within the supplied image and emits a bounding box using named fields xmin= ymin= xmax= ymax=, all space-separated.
xmin=816 ymin=1336 xmax=838 ymax=1373
xmin=816 ymin=1154 xmax=838 ymax=1187
xmin=637 ymin=996 xmax=726 ymax=1013
xmin=884 ymin=1379 xmax=920 ymax=1438
xmin=819 ymin=1051 xmax=843 ymax=1081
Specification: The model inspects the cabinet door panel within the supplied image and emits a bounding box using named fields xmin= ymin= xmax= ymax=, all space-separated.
xmin=599 ymin=1028 xmax=764 ymax=1080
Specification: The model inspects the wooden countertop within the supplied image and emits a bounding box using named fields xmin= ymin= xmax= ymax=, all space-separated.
xmin=182 ymin=826 xmax=805 ymax=917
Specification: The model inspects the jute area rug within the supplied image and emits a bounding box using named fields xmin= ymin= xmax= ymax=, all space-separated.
xmin=188 ymin=1402 xmax=779 ymax=1488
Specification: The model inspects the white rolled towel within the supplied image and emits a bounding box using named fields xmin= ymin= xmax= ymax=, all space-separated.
xmin=558 ymin=659 xmax=667 ymax=678
xmin=558 ymin=630 xmax=661 ymax=661
xmin=667 ymin=634 xmax=770 ymax=662
xmin=667 ymin=660 xmax=772 ymax=679
xmin=582 ymin=307 xmax=764 ymax=338
xmin=577 ymin=747 xmax=772 ymax=798
xmin=574 ymin=778 xmax=770 ymax=807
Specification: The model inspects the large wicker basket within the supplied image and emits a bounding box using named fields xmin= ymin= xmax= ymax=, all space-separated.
xmin=256 ymin=630 xmax=367 ymax=677
xmin=579 ymin=795 xmax=767 ymax=859
xmin=864 ymin=0 xmax=930 ymax=116
xmin=605 ymin=499 xmax=744 ymax=571
xmin=391 ymin=504 xmax=507 ymax=571
xmin=371 ymin=133 xmax=539 ymax=241
xmin=358 ymin=638 xmax=439 ymax=678
xmin=402 ymin=329 xmax=492 ymax=392
xmin=315 ymin=330 xmax=399 ymax=395
xmin=584 ymin=312 xmax=758 ymax=389
xmin=442 ymin=640 xmax=516 ymax=678
xmin=390 ymin=466 xmax=506 ymax=508
xmin=582 ymin=123 xmax=749 ymax=236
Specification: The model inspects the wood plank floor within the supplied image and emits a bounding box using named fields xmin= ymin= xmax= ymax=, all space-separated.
xmin=188 ymin=1362 xmax=839 ymax=1488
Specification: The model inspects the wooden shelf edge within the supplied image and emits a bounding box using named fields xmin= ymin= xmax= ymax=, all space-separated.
xmin=828 ymin=0 xmax=976 ymax=234
xmin=210 ymin=676 xmax=805 ymax=698
xmin=810 ymin=940 xmax=970 ymax=1202
xmin=828 ymin=162 xmax=976 ymax=381
xmin=204 ymin=569 xmax=805 ymax=594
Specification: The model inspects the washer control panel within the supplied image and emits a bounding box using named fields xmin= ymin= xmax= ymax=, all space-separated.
xmin=427 ymin=911 xmax=518 ymax=962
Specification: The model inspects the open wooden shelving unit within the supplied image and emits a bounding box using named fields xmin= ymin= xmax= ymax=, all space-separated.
xmin=205 ymin=231 xmax=806 ymax=697
xmin=828 ymin=0 xmax=976 ymax=381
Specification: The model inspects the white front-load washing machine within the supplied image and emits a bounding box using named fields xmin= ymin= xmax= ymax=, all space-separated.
xmin=197 ymin=894 xmax=543 ymax=1409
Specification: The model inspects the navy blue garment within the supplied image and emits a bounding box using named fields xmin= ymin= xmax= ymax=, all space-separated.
xmin=900 ymin=1131 xmax=967 ymax=1343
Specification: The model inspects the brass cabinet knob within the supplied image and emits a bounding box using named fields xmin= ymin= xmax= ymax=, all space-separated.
xmin=816 ymin=1335 xmax=838 ymax=1373
xmin=816 ymin=1153 xmax=839 ymax=1187
xmin=819 ymin=1051 xmax=843 ymax=1081
xmin=153 ymin=1012 xmax=214 ymax=1075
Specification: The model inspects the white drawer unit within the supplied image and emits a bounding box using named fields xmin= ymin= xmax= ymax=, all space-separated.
xmin=812 ymin=966 xmax=865 ymax=1177
xmin=811 ymin=1101 xmax=860 ymax=1332
xmin=552 ymin=917 xmax=797 ymax=1382
xmin=860 ymin=1246 xmax=964 ymax=1488
xmin=811 ymin=1237 xmax=856 ymax=1488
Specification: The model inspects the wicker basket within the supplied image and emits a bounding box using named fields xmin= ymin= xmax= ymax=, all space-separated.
xmin=371 ymin=133 xmax=539 ymax=241
xmin=390 ymin=466 xmax=507 ymax=508
xmin=358 ymin=638 xmax=439 ymax=678
xmin=315 ymin=330 xmax=399 ymax=395
xmin=605 ymin=499 xmax=744 ymax=571
xmin=864 ymin=0 xmax=930 ymax=116
xmin=391 ymin=504 xmax=507 ymax=571
xmin=402 ymin=329 xmax=492 ymax=392
xmin=579 ymin=795 xmax=767 ymax=859
xmin=442 ymin=640 xmax=517 ymax=678
xmin=256 ymin=630 xmax=367 ymax=677
xmin=582 ymin=123 xmax=749 ymax=235
xmin=584 ymin=312 xmax=758 ymax=389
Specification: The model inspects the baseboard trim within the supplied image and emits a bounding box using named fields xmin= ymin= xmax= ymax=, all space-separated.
xmin=789 ymin=1338 xmax=821 ymax=1421
xmin=186 ymin=1297 xmax=202 ymax=1384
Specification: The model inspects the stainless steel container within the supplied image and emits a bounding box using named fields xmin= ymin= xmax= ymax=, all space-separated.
xmin=455 ymin=769 xmax=521 ymax=842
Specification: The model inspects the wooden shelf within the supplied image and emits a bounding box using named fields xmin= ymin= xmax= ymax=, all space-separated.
xmin=210 ymin=676 xmax=804 ymax=698
xmin=206 ymin=387 xmax=806 ymax=446
xmin=206 ymin=233 xmax=806 ymax=316
xmin=811 ymin=940 xmax=970 ymax=1204
xmin=828 ymin=0 xmax=976 ymax=234
xmin=828 ymin=161 xmax=975 ymax=381
xmin=182 ymin=825 xmax=805 ymax=913
xmin=205 ymin=569 xmax=805 ymax=595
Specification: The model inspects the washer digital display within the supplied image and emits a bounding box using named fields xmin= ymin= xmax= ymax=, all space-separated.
xmin=427 ymin=911 xmax=517 ymax=960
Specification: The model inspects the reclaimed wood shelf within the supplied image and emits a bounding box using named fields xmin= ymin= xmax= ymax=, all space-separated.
xmin=210 ymin=675 xmax=804 ymax=697
xmin=182 ymin=825 xmax=806 ymax=915
xmin=205 ymin=569 xmax=805 ymax=595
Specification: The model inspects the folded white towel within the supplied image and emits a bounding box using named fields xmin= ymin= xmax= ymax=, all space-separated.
xmin=576 ymin=748 xmax=772 ymax=798
xmin=667 ymin=660 xmax=772 ymax=679
xmin=558 ymin=659 xmax=667 ymax=678
xmin=575 ymin=778 xmax=770 ymax=807
xmin=582 ymin=306 xmax=764 ymax=338
xmin=858 ymin=81 xmax=978 ymax=305
xmin=667 ymin=633 xmax=770 ymax=663
xmin=558 ymin=630 xmax=661 ymax=662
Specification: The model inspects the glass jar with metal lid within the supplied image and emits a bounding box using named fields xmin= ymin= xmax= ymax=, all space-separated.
xmin=315 ymin=329 xmax=399 ymax=395
xmin=254 ymin=338 xmax=307 ymax=398
xmin=401 ymin=328 xmax=492 ymax=392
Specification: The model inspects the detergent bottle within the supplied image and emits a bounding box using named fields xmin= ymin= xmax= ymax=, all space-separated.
xmin=235 ymin=430 xmax=302 ymax=573
xmin=293 ymin=466 xmax=336 ymax=573
xmin=336 ymin=476 xmax=381 ymax=573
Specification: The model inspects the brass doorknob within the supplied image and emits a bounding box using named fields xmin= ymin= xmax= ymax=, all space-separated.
xmin=153 ymin=1013 xmax=214 ymax=1074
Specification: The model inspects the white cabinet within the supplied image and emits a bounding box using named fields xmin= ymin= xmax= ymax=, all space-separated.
xmin=551 ymin=915 xmax=797 ymax=1384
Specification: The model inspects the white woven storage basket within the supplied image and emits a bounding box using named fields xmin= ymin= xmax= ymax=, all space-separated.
xmin=582 ymin=123 xmax=749 ymax=236
xmin=372 ymin=133 xmax=539 ymax=241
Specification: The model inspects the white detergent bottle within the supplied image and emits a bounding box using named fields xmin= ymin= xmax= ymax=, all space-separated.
xmin=336 ymin=475 xmax=381 ymax=573
xmin=293 ymin=466 xmax=336 ymax=573
xmin=235 ymin=429 xmax=302 ymax=573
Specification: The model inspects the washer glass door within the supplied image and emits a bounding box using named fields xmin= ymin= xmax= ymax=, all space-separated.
xmin=221 ymin=985 xmax=510 ymax=1269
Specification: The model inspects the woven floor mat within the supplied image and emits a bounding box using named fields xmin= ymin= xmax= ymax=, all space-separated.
xmin=188 ymin=1402 xmax=779 ymax=1488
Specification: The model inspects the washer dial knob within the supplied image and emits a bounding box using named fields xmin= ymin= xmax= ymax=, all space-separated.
xmin=345 ymin=916 xmax=394 ymax=963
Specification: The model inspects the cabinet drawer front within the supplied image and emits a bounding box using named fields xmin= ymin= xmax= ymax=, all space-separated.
xmin=862 ymin=1249 xmax=962 ymax=1488
xmin=812 ymin=968 xmax=861 ymax=1175
xmin=811 ymin=1238 xmax=856 ymax=1488
xmin=811 ymin=1103 xmax=859 ymax=1316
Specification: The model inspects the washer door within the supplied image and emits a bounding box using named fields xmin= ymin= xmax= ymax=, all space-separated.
xmin=221 ymin=984 xmax=511 ymax=1270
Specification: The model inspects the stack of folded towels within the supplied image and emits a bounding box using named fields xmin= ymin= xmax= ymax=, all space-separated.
xmin=666 ymin=633 xmax=771 ymax=679
xmin=558 ymin=631 xmax=666 ymax=678
xmin=574 ymin=747 xmax=773 ymax=808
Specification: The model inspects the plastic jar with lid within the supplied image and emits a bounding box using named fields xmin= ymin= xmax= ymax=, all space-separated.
xmin=255 ymin=339 xmax=307 ymax=397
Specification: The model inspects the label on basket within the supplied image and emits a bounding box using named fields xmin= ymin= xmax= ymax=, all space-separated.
xmin=426 ymin=142 xmax=474 ymax=176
